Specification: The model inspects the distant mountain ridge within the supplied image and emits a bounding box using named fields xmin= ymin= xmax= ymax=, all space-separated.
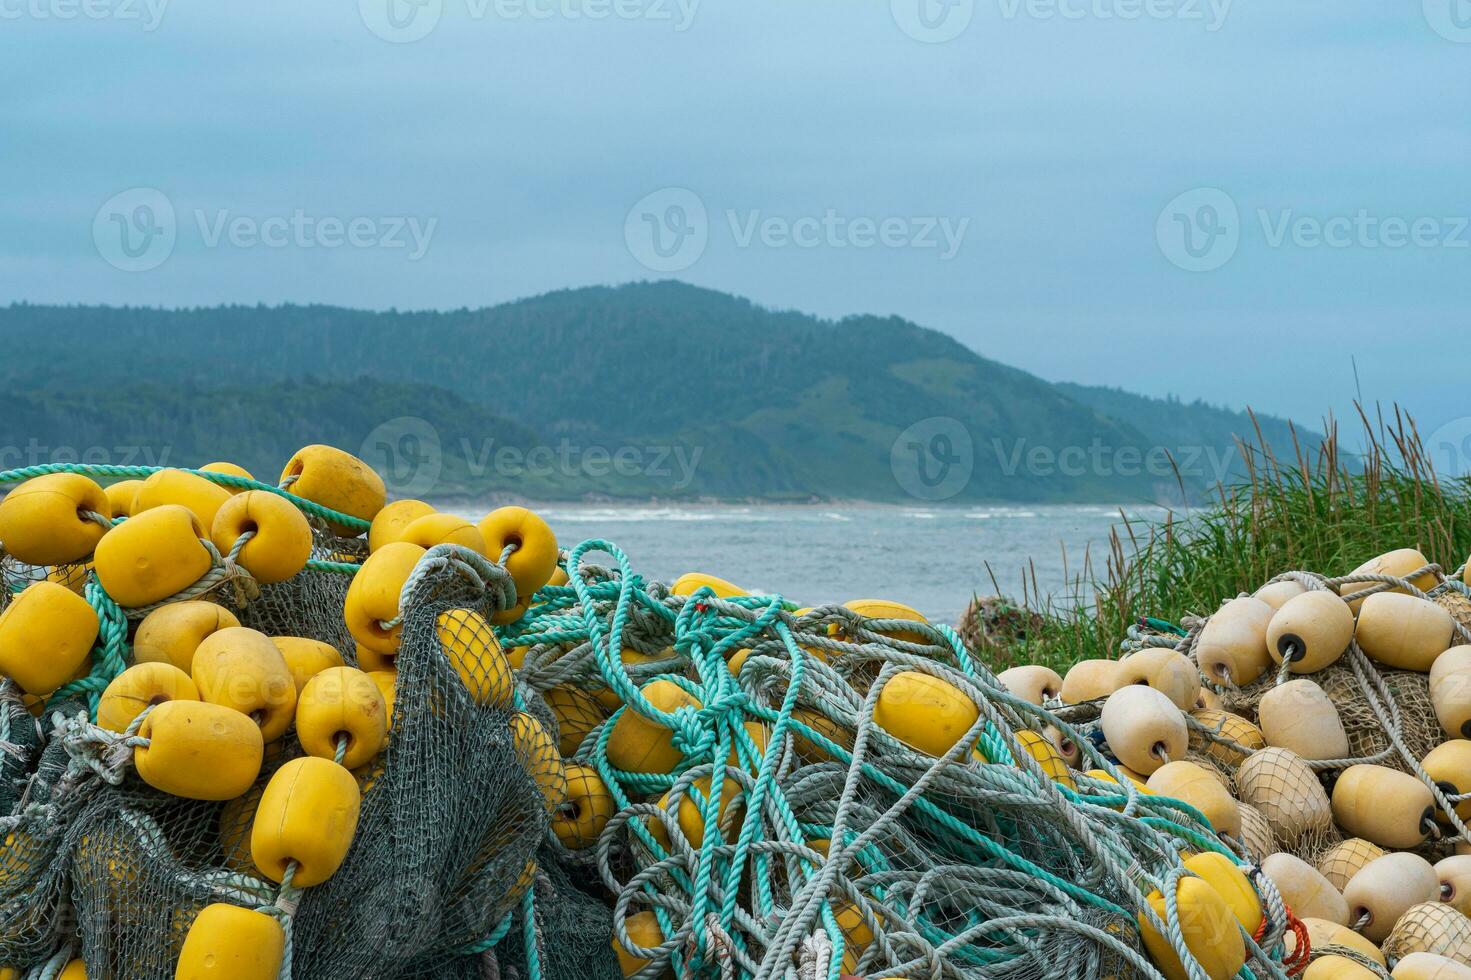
xmin=0 ymin=282 xmax=1323 ymax=502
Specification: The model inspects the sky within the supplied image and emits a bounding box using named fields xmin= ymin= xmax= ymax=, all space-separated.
xmin=3 ymin=0 xmax=1469 ymax=463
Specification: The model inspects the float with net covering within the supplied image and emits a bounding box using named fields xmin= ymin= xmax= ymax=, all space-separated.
xmin=0 ymin=450 xmax=1467 ymax=978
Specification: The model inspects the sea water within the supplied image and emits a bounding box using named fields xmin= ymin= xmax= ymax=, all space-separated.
xmin=456 ymin=502 xmax=1172 ymax=623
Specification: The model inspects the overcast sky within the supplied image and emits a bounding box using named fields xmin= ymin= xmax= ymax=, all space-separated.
xmin=3 ymin=1 xmax=1468 ymax=459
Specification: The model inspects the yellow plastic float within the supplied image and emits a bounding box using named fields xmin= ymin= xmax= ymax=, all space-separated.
xmin=435 ymin=608 xmax=513 ymax=706
xmin=295 ymin=666 xmax=388 ymax=769
xmin=132 ymin=601 xmax=241 ymax=673
xmin=873 ymin=671 xmax=979 ymax=758
xmin=344 ymin=542 xmax=426 ymax=659
xmin=0 ymin=473 xmax=111 ymax=566
xmin=271 ymin=637 xmax=345 ymax=693
xmin=511 ymin=711 xmax=567 ymax=815
xmin=605 ymin=679 xmax=701 ymax=773
xmin=94 ymin=505 xmax=213 ymax=608
xmin=96 ymin=662 xmax=198 ymax=733
xmin=0 ymin=581 xmax=100 ymax=694
xmin=103 ymin=479 xmax=143 ymax=519
xmin=175 ymin=903 xmax=284 ymax=979
xmin=134 ymin=701 xmax=263 ymax=800
xmin=131 ymin=469 xmax=232 ymax=530
xmin=190 ymin=627 xmax=298 ymax=743
xmin=399 ymin=512 xmax=486 ymax=554
xmin=250 ymin=756 xmax=361 ymax=887
xmin=478 ymin=506 xmax=559 ymax=599
xmin=279 ymin=445 xmax=386 ymax=537
xmin=1137 ymin=874 xmax=1246 ymax=980
xmin=210 ymin=490 xmax=313 ymax=584
xmin=552 ymin=763 xmax=614 ymax=849
xmin=367 ymin=499 xmax=436 ymax=552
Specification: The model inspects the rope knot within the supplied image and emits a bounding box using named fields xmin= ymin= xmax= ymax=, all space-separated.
xmin=668 ymin=706 xmax=715 ymax=760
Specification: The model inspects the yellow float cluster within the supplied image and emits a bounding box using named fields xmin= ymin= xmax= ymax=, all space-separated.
xmin=0 ymin=446 xmax=576 ymax=978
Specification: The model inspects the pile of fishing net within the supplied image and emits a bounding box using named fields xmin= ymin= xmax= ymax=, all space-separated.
xmin=1055 ymin=547 xmax=1471 ymax=977
xmin=0 ymin=448 xmax=1335 ymax=980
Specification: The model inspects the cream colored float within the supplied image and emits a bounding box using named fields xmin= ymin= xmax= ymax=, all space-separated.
xmin=1188 ymin=709 xmax=1264 ymax=766
xmin=1254 ymin=579 xmax=1306 ymax=611
xmin=1422 ymin=739 xmax=1471 ymax=823
xmin=1256 ymin=679 xmax=1350 ymax=760
xmin=1099 ymin=685 xmax=1187 ymax=776
xmin=1342 ymin=852 xmax=1439 ymax=944
xmin=1331 ymin=764 xmax=1435 ymax=848
xmin=1059 ymin=659 xmax=1122 ymax=703
xmin=1392 ymin=952 xmax=1471 ymax=979
xmin=1355 ymin=592 xmax=1455 ymax=672
xmin=1339 ymin=547 xmax=1438 ymax=610
xmin=1266 ymin=590 xmax=1354 ymax=674
xmin=994 ymin=665 xmax=1062 ymax=705
xmin=1436 ymin=855 xmax=1471 ymax=916
xmin=1430 ymin=646 xmax=1471 ymax=739
xmin=1382 ymin=902 xmax=1471 ymax=964
xmin=1292 ymin=918 xmax=1384 ymax=966
xmin=1194 ymin=595 xmax=1273 ymax=687
xmin=1260 ymin=852 xmax=1348 ymax=925
xmin=1116 ymin=650 xmax=1201 ymax=710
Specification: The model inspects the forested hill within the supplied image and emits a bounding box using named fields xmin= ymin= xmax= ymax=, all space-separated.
xmin=0 ymin=282 xmax=1319 ymax=502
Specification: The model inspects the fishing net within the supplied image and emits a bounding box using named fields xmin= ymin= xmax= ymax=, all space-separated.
xmin=500 ymin=539 xmax=1299 ymax=980
xmin=0 ymin=462 xmax=1309 ymax=980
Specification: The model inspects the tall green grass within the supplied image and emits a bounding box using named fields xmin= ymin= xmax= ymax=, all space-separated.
xmin=983 ymin=408 xmax=1471 ymax=673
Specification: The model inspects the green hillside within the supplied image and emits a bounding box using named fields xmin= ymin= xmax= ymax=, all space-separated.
xmin=0 ymin=283 xmax=1322 ymax=503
